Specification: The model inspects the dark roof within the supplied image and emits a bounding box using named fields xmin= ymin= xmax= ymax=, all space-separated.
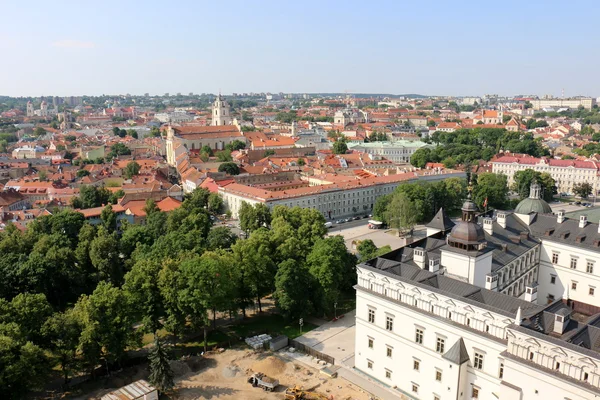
xmin=528 ymin=214 xmax=600 ymax=254
xmin=426 ymin=207 xmax=455 ymax=232
xmin=515 ymin=197 xmax=552 ymax=215
xmin=443 ymin=338 xmax=470 ymax=364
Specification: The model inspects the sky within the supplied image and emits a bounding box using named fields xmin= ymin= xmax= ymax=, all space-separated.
xmin=0 ymin=0 xmax=599 ymax=97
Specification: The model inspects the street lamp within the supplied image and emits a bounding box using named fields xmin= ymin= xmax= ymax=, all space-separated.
xmin=334 ymin=302 xmax=338 ymax=319
xmin=299 ymin=318 xmax=304 ymax=334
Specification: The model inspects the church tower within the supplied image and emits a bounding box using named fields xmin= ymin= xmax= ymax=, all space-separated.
xmin=212 ymin=94 xmax=232 ymax=126
xmin=26 ymin=101 xmax=34 ymax=117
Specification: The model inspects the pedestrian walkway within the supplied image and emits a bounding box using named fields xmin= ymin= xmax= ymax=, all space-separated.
xmin=293 ymin=310 xmax=408 ymax=400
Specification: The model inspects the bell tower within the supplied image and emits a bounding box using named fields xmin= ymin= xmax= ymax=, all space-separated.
xmin=212 ymin=94 xmax=232 ymax=126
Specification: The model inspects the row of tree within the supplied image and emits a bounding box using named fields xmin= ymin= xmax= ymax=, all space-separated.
xmin=413 ymin=128 xmax=549 ymax=168
xmin=0 ymin=189 xmax=362 ymax=397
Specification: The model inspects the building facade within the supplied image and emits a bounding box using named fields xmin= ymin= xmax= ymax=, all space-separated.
xmin=219 ymin=170 xmax=465 ymax=219
xmin=354 ymin=184 xmax=600 ymax=399
xmin=492 ymin=154 xmax=600 ymax=195
xmin=348 ymin=141 xmax=432 ymax=163
xmin=212 ymin=95 xmax=233 ymax=126
xmin=530 ymin=98 xmax=596 ymax=111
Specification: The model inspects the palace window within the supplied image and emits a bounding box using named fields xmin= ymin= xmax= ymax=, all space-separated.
xmin=368 ymin=338 xmax=373 ymax=349
xmin=552 ymin=252 xmax=559 ymax=264
xmin=386 ymin=316 xmax=394 ymax=331
xmin=587 ymin=261 xmax=595 ymax=274
xmin=435 ymin=370 xmax=442 ymax=381
xmin=413 ymin=359 xmax=420 ymax=371
xmin=571 ymin=257 xmax=578 ymax=269
xmin=368 ymin=309 xmax=375 ymax=323
xmin=415 ymin=328 xmax=424 ymax=344
xmin=436 ymin=337 xmax=445 ymax=353
xmin=474 ymin=352 xmax=484 ymax=370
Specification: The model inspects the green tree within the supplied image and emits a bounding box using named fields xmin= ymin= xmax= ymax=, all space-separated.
xmin=147 ymin=338 xmax=174 ymax=393
xmin=123 ymin=259 xmax=165 ymax=335
xmin=201 ymin=145 xmax=214 ymax=156
xmin=143 ymin=198 xmax=160 ymax=216
xmin=473 ymin=173 xmax=508 ymax=210
xmin=75 ymin=282 xmax=139 ymax=374
xmin=231 ymin=229 xmax=275 ymax=315
xmin=206 ymin=226 xmax=237 ymax=250
xmin=297 ymin=158 xmax=306 ymax=166
xmin=307 ymin=236 xmax=356 ymax=313
xmin=274 ymin=259 xmax=317 ymax=319
xmin=239 ymin=202 xmax=271 ymax=235
xmin=385 ymin=192 xmax=417 ymax=236
xmin=512 ymin=169 xmax=556 ymax=202
xmin=410 ymin=147 xmax=432 ymax=168
xmin=42 ymin=309 xmax=83 ymax=385
xmin=264 ymin=149 xmax=276 ymax=157
xmin=218 ymin=162 xmax=240 ymax=175
xmin=0 ymin=326 xmax=49 ymax=398
xmin=124 ymin=161 xmax=141 ymax=179
xmin=332 ymin=139 xmax=348 ymax=154
xmin=216 ymin=150 xmax=233 ymax=162
xmin=356 ymin=239 xmax=392 ymax=262
xmin=89 ymin=228 xmax=123 ymax=284
xmin=100 ymin=204 xmax=117 ymax=231
xmin=373 ymin=194 xmax=392 ymax=224
xmin=208 ymin=192 xmax=223 ymax=214
xmin=7 ymin=293 xmax=53 ymax=344
xmin=574 ymin=182 xmax=593 ymax=199
xmin=77 ymin=169 xmax=90 ymax=178
xmin=34 ymin=127 xmax=46 ymax=137
xmin=180 ymin=251 xmax=236 ymax=348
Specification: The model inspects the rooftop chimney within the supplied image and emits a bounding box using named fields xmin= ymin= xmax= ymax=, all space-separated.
xmin=580 ymin=215 xmax=588 ymax=228
xmin=414 ymin=247 xmax=426 ymax=269
xmin=483 ymin=217 xmax=493 ymax=235
xmin=557 ymin=210 xmax=565 ymax=224
xmin=553 ymin=309 xmax=571 ymax=335
xmin=524 ymin=283 xmax=538 ymax=303
xmin=497 ymin=212 xmax=507 ymax=229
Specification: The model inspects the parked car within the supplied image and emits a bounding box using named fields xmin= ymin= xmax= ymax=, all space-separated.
xmin=353 ymin=216 xmax=361 ymax=221
xmin=336 ymin=219 xmax=344 ymax=224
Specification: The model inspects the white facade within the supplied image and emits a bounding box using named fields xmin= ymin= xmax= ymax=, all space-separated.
xmin=348 ymin=141 xmax=431 ymax=163
xmin=355 ymin=267 xmax=600 ymax=400
xmin=219 ymin=172 xmax=465 ymax=219
xmin=530 ymin=98 xmax=596 ymax=111
xmin=212 ymin=95 xmax=233 ymax=126
xmin=492 ymin=157 xmax=600 ymax=195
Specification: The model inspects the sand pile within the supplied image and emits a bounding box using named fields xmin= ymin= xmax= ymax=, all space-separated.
xmin=251 ymin=356 xmax=286 ymax=377
xmin=222 ymin=364 xmax=240 ymax=378
xmin=169 ymin=360 xmax=192 ymax=377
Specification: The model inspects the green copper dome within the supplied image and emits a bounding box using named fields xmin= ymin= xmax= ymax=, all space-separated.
xmin=514 ymin=181 xmax=552 ymax=215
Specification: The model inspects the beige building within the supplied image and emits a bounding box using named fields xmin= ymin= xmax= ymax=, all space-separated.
xmin=531 ymin=97 xmax=596 ymax=110
xmin=219 ymin=170 xmax=465 ymax=219
xmin=492 ymin=154 xmax=600 ymax=195
xmin=165 ymin=124 xmax=245 ymax=166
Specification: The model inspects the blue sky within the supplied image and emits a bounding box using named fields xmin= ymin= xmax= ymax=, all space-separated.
xmin=0 ymin=0 xmax=598 ymax=97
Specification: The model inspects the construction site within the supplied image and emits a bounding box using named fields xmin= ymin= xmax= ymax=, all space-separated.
xmin=172 ymin=348 xmax=373 ymax=400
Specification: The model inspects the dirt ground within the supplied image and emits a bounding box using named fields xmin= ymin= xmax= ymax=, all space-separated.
xmin=174 ymin=348 xmax=371 ymax=400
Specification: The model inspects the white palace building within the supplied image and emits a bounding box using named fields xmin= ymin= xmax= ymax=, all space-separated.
xmin=355 ymin=182 xmax=600 ymax=400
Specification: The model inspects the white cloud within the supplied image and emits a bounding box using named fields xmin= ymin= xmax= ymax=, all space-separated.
xmin=51 ymin=40 xmax=95 ymax=49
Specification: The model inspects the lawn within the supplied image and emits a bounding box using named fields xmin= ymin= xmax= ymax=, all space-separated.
xmin=227 ymin=313 xmax=317 ymax=339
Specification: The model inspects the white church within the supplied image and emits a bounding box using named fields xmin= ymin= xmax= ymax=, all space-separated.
xmin=355 ymin=182 xmax=600 ymax=399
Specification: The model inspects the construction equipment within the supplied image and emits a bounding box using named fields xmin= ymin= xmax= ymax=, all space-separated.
xmin=247 ymin=372 xmax=279 ymax=392
xmin=284 ymin=385 xmax=331 ymax=400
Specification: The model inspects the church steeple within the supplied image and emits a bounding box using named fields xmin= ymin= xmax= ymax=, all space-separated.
xmin=212 ymin=93 xmax=232 ymax=126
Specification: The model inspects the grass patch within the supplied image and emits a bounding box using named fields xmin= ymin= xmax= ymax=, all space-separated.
xmin=227 ymin=313 xmax=317 ymax=339
xmin=171 ymin=330 xmax=233 ymax=357
xmin=141 ymin=328 xmax=168 ymax=346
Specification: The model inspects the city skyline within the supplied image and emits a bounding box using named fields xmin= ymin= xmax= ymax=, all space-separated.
xmin=1 ymin=0 xmax=599 ymax=97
